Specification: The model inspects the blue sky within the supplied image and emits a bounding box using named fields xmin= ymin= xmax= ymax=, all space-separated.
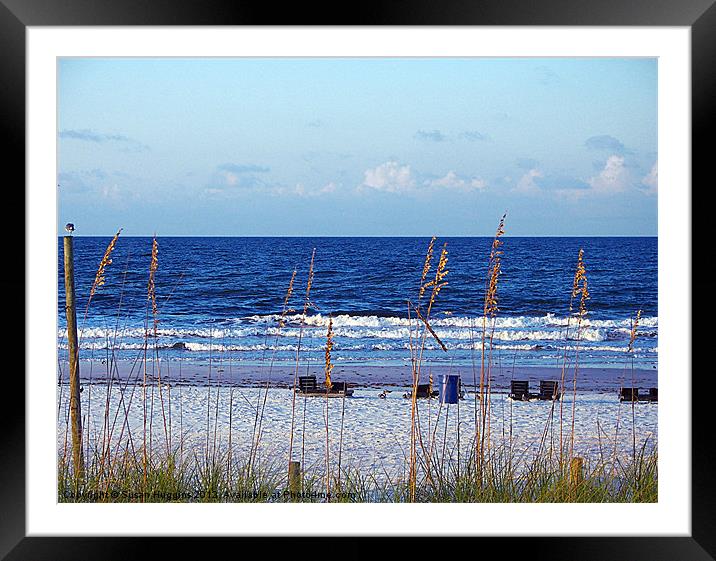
xmin=58 ymin=58 xmax=657 ymax=236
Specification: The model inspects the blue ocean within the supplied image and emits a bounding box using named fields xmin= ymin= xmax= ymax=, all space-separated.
xmin=57 ymin=237 xmax=657 ymax=368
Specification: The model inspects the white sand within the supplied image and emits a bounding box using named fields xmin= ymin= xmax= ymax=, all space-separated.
xmin=58 ymin=382 xmax=657 ymax=483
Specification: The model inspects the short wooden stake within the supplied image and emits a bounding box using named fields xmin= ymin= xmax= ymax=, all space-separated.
xmin=63 ymin=235 xmax=84 ymax=482
xmin=570 ymin=456 xmax=584 ymax=486
xmin=288 ymin=461 xmax=301 ymax=500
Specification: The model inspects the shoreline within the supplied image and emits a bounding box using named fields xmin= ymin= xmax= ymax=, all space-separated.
xmin=66 ymin=358 xmax=658 ymax=392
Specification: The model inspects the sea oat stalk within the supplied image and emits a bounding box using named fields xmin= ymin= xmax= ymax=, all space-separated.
xmin=86 ymin=229 xmax=122 ymax=315
xmin=324 ymin=315 xmax=334 ymax=499
xmin=567 ymin=250 xmax=589 ymax=462
xmin=559 ymin=248 xmax=584 ymax=468
xmin=477 ymin=214 xmax=506 ymax=478
xmin=288 ymin=249 xmax=316 ymax=472
xmin=325 ymin=315 xmax=334 ymax=390
xmin=629 ymin=310 xmax=642 ymax=463
xmin=409 ymin=240 xmax=448 ymax=501
xmin=248 ymin=268 xmax=297 ymax=478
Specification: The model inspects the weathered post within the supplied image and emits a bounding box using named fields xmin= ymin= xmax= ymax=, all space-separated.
xmin=63 ymin=235 xmax=84 ymax=481
xmin=570 ymin=456 xmax=584 ymax=487
xmin=288 ymin=461 xmax=301 ymax=501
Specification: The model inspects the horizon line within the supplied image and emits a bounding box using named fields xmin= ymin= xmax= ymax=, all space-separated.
xmin=56 ymin=233 xmax=659 ymax=238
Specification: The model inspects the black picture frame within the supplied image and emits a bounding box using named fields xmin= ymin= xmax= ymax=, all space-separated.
xmin=1 ymin=1 xmax=710 ymax=559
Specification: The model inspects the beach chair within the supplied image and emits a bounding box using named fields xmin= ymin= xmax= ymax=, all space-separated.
xmin=418 ymin=383 xmax=439 ymax=398
xmin=298 ymin=375 xmax=317 ymax=393
xmin=330 ymin=381 xmax=354 ymax=396
xmin=619 ymin=387 xmax=639 ymax=402
xmin=509 ymin=380 xmax=531 ymax=401
xmin=538 ymin=380 xmax=560 ymax=401
xmin=404 ymin=383 xmax=438 ymax=399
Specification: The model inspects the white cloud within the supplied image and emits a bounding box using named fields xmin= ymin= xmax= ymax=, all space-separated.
xmin=208 ymin=163 xmax=270 ymax=191
xmin=320 ymin=181 xmax=337 ymax=194
xmin=101 ymin=184 xmax=121 ymax=201
xmin=273 ymin=181 xmax=339 ymax=198
xmin=428 ymin=171 xmax=487 ymax=191
xmin=514 ymin=168 xmax=543 ymax=194
xmin=360 ymin=163 xmax=487 ymax=194
xmin=97 ymin=182 xmax=140 ymax=208
xmin=206 ymin=177 xmax=338 ymax=198
xmin=641 ymin=161 xmax=657 ymax=194
xmin=588 ymin=155 xmax=629 ymax=193
xmin=506 ymin=156 xmax=654 ymax=200
xmin=360 ymin=161 xmax=415 ymax=193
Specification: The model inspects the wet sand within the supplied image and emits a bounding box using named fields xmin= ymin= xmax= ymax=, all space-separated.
xmin=69 ymin=358 xmax=658 ymax=393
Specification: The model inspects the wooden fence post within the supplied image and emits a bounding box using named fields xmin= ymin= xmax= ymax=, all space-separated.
xmin=288 ymin=461 xmax=301 ymax=501
xmin=63 ymin=235 xmax=84 ymax=482
xmin=570 ymin=456 xmax=584 ymax=486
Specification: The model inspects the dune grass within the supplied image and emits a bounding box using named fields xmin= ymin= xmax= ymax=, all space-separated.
xmin=58 ymin=435 xmax=657 ymax=503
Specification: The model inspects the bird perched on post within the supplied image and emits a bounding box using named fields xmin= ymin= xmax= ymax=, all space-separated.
xmin=65 ymin=223 xmax=75 ymax=234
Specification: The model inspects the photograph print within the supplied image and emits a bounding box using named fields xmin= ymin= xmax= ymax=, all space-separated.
xmin=57 ymin=57 xmax=658 ymax=504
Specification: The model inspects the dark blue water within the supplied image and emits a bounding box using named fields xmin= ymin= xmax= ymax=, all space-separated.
xmin=58 ymin=237 xmax=657 ymax=367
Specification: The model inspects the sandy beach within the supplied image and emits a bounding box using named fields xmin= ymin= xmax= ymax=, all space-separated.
xmin=59 ymin=382 xmax=658 ymax=482
xmin=60 ymin=358 xmax=658 ymax=480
